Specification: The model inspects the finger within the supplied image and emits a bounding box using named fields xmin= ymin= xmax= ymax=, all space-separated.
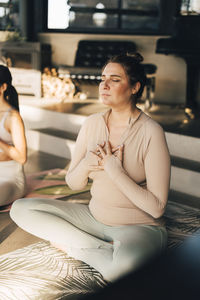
xmin=112 ymin=146 xmax=119 ymax=153
xmin=95 ymin=142 xmax=105 ymax=151
xmin=117 ymin=144 xmax=124 ymax=161
xmin=97 ymin=144 xmax=106 ymax=157
xmin=89 ymin=165 xmax=104 ymax=171
xmin=100 ymin=141 xmax=106 ymax=148
xmin=97 ymin=157 xmax=102 ymax=164
xmin=112 ymin=146 xmax=120 ymax=155
xmin=90 ymin=150 xmax=99 ymax=157
xmin=90 ymin=151 xmax=103 ymax=160
xmin=106 ymin=141 xmax=112 ymax=155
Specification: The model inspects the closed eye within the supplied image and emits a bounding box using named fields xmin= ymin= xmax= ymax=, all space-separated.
xmin=100 ymin=78 xmax=120 ymax=83
xmin=100 ymin=75 xmax=121 ymax=82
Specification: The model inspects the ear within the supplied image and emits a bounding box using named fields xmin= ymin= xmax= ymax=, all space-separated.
xmin=0 ymin=83 xmax=8 ymax=92
xmin=132 ymin=82 xmax=141 ymax=94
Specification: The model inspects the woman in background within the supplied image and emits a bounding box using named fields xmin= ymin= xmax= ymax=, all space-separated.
xmin=0 ymin=65 xmax=27 ymax=212
xmin=10 ymin=53 xmax=170 ymax=282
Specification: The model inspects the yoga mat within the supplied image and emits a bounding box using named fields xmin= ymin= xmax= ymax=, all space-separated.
xmin=25 ymin=168 xmax=91 ymax=200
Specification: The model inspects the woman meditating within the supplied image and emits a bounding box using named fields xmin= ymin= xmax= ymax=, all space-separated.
xmin=10 ymin=53 xmax=171 ymax=282
xmin=0 ymin=65 xmax=27 ymax=212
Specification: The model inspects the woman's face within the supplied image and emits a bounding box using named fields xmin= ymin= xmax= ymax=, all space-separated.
xmin=99 ymin=62 xmax=134 ymax=109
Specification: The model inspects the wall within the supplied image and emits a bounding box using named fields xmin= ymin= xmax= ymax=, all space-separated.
xmin=38 ymin=33 xmax=186 ymax=105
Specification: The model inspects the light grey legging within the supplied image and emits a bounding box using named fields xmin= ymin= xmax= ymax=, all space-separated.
xmin=10 ymin=198 xmax=167 ymax=282
xmin=0 ymin=160 xmax=26 ymax=206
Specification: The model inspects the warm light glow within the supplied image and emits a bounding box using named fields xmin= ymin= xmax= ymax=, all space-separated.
xmin=93 ymin=2 xmax=107 ymax=27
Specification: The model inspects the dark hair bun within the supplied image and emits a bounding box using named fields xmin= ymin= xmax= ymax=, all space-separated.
xmin=0 ymin=64 xmax=19 ymax=111
xmin=0 ymin=64 xmax=12 ymax=85
xmin=126 ymin=52 xmax=144 ymax=63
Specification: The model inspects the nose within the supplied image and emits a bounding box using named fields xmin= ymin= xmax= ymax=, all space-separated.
xmin=101 ymin=79 xmax=110 ymax=89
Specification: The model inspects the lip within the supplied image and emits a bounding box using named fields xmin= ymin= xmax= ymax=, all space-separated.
xmin=101 ymin=93 xmax=111 ymax=96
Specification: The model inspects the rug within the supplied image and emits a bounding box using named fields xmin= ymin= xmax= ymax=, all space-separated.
xmin=0 ymin=241 xmax=106 ymax=300
xmin=0 ymin=169 xmax=200 ymax=299
xmin=25 ymin=168 xmax=91 ymax=200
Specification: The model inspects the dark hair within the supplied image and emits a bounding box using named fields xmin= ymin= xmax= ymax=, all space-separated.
xmin=105 ymin=52 xmax=147 ymax=104
xmin=0 ymin=65 xmax=19 ymax=111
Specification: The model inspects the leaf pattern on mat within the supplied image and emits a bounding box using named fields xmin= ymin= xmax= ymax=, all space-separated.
xmin=164 ymin=201 xmax=200 ymax=249
xmin=0 ymin=241 xmax=107 ymax=300
xmin=0 ymin=192 xmax=200 ymax=298
xmin=34 ymin=183 xmax=91 ymax=196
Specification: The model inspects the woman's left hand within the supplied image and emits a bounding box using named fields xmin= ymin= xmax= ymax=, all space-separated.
xmin=90 ymin=141 xmax=124 ymax=170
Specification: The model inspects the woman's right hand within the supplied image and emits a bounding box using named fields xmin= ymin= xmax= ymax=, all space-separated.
xmin=83 ymin=142 xmax=106 ymax=171
xmin=89 ymin=141 xmax=124 ymax=171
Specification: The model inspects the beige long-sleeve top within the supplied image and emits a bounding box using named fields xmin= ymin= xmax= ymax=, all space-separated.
xmin=66 ymin=109 xmax=171 ymax=226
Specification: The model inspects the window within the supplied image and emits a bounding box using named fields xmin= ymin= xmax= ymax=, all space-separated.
xmin=180 ymin=0 xmax=200 ymax=15
xmin=46 ymin=0 xmax=172 ymax=35
xmin=0 ymin=0 xmax=20 ymax=31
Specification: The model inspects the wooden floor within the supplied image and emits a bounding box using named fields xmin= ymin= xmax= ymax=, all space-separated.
xmin=0 ymin=150 xmax=68 ymax=256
